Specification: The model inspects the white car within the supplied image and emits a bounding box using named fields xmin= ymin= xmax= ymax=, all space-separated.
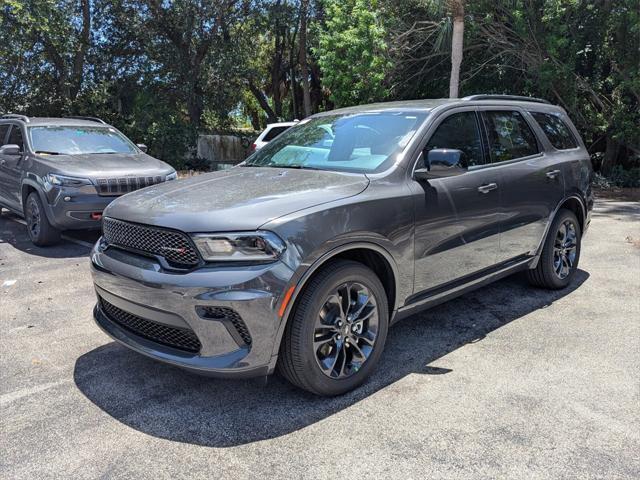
xmin=251 ymin=121 xmax=297 ymax=151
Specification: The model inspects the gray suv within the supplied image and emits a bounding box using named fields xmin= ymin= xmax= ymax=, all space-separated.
xmin=90 ymin=95 xmax=593 ymax=396
xmin=0 ymin=115 xmax=176 ymax=246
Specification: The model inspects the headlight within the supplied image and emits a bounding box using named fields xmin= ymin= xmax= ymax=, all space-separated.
xmin=44 ymin=173 xmax=92 ymax=187
xmin=192 ymin=231 xmax=286 ymax=262
xmin=165 ymin=171 xmax=177 ymax=181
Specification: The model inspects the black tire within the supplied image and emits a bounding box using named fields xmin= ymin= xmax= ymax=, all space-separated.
xmin=527 ymin=208 xmax=581 ymax=289
xmin=25 ymin=192 xmax=61 ymax=246
xmin=278 ymin=260 xmax=389 ymax=396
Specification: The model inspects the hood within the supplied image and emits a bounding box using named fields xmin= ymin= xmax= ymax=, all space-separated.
xmin=36 ymin=152 xmax=172 ymax=178
xmin=104 ymin=167 xmax=370 ymax=232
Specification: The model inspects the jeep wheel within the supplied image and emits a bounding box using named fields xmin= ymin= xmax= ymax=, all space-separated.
xmin=279 ymin=260 xmax=389 ymax=396
xmin=25 ymin=192 xmax=61 ymax=246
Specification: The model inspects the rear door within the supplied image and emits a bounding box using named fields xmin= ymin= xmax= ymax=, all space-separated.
xmin=0 ymin=125 xmax=26 ymax=209
xmin=478 ymin=108 xmax=564 ymax=262
xmin=411 ymin=108 xmax=503 ymax=294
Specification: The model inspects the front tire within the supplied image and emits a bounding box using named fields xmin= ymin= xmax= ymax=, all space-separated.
xmin=279 ymin=260 xmax=389 ymax=396
xmin=25 ymin=192 xmax=61 ymax=246
xmin=527 ymin=208 xmax=581 ymax=289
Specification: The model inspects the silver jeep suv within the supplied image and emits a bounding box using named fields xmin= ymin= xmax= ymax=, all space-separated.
xmin=0 ymin=114 xmax=176 ymax=246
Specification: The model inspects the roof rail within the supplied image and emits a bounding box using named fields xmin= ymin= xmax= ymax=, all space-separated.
xmin=1 ymin=113 xmax=30 ymax=122
xmin=65 ymin=116 xmax=107 ymax=124
xmin=462 ymin=94 xmax=551 ymax=105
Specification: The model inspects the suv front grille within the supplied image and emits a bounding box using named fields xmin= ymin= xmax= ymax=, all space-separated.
xmin=100 ymin=297 xmax=201 ymax=353
xmin=95 ymin=176 xmax=165 ymax=196
xmin=102 ymin=217 xmax=200 ymax=268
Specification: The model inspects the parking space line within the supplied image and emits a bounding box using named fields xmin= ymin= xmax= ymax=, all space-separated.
xmin=4 ymin=215 xmax=95 ymax=249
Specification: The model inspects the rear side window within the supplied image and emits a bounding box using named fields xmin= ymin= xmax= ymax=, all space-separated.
xmin=482 ymin=111 xmax=539 ymax=163
xmin=7 ymin=126 xmax=24 ymax=150
xmin=0 ymin=125 xmax=9 ymax=145
xmin=424 ymin=112 xmax=484 ymax=167
xmin=530 ymin=112 xmax=578 ymax=150
xmin=263 ymin=126 xmax=290 ymax=142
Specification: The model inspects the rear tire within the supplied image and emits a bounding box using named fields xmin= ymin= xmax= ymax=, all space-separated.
xmin=278 ymin=260 xmax=389 ymax=396
xmin=25 ymin=192 xmax=61 ymax=246
xmin=527 ymin=208 xmax=581 ymax=289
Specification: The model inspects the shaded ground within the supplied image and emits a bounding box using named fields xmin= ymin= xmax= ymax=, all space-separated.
xmin=1 ymin=200 xmax=639 ymax=479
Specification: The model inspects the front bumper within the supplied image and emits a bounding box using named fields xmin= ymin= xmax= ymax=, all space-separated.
xmin=43 ymin=184 xmax=115 ymax=230
xmin=90 ymin=243 xmax=294 ymax=377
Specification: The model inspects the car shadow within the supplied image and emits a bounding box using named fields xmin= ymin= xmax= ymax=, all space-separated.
xmin=74 ymin=269 xmax=589 ymax=448
xmin=0 ymin=211 xmax=99 ymax=259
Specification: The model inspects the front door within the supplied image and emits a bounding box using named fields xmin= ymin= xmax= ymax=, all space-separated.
xmin=410 ymin=109 xmax=502 ymax=294
xmin=0 ymin=125 xmax=25 ymax=210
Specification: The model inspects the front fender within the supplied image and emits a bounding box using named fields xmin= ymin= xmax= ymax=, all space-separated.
xmin=269 ymin=239 xmax=402 ymax=361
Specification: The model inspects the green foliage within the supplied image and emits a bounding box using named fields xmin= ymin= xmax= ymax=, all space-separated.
xmin=315 ymin=0 xmax=391 ymax=107
xmin=0 ymin=0 xmax=637 ymax=171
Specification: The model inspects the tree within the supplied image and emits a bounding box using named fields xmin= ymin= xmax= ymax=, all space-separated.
xmin=316 ymin=0 xmax=391 ymax=107
xmin=1 ymin=0 xmax=92 ymax=112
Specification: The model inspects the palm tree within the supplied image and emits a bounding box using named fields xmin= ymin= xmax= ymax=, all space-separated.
xmin=448 ymin=0 xmax=464 ymax=98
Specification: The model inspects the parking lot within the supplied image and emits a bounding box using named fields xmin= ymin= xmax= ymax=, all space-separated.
xmin=1 ymin=198 xmax=639 ymax=479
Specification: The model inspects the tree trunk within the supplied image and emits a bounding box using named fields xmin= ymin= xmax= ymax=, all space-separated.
xmin=602 ymin=135 xmax=620 ymax=175
xmin=248 ymin=80 xmax=278 ymax=124
xmin=299 ymin=0 xmax=312 ymax=117
xmin=70 ymin=0 xmax=91 ymax=100
xmin=448 ymin=1 xmax=464 ymax=98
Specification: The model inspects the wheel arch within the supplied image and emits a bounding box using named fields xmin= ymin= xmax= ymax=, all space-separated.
xmin=530 ymin=194 xmax=587 ymax=268
xmin=21 ymin=180 xmax=57 ymax=224
xmin=270 ymin=242 xmax=400 ymax=361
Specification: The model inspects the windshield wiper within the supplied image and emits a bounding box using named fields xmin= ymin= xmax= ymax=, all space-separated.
xmin=270 ymin=164 xmax=320 ymax=170
xmin=35 ymin=150 xmax=62 ymax=155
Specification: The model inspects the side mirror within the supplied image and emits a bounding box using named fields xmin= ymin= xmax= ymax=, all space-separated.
xmin=0 ymin=144 xmax=21 ymax=156
xmin=136 ymin=143 xmax=148 ymax=153
xmin=415 ymin=148 xmax=467 ymax=180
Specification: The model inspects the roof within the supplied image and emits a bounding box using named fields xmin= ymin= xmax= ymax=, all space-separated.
xmin=0 ymin=116 xmax=112 ymax=128
xmin=316 ymin=95 xmax=559 ymax=116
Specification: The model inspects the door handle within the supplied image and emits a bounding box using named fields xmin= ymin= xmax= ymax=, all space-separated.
xmin=546 ymin=169 xmax=561 ymax=179
xmin=477 ymin=183 xmax=498 ymax=194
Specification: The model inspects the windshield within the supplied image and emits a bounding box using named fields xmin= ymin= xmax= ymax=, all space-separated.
xmin=244 ymin=111 xmax=427 ymax=173
xmin=28 ymin=126 xmax=137 ymax=155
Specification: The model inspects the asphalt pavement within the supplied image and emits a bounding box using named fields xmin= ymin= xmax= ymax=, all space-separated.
xmin=1 ymin=199 xmax=638 ymax=479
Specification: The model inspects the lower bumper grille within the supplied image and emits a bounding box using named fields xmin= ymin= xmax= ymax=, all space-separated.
xmin=198 ymin=306 xmax=252 ymax=346
xmin=100 ymin=297 xmax=201 ymax=353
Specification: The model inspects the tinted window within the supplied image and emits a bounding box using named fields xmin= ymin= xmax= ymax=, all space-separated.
xmin=530 ymin=112 xmax=577 ymax=150
xmin=482 ymin=111 xmax=539 ymax=162
xmin=0 ymin=125 xmax=9 ymax=145
xmin=423 ymin=112 xmax=483 ymax=167
xmin=7 ymin=126 xmax=24 ymax=150
xmin=28 ymin=126 xmax=136 ymax=155
xmin=263 ymin=126 xmax=290 ymax=142
xmin=245 ymin=112 xmax=427 ymax=173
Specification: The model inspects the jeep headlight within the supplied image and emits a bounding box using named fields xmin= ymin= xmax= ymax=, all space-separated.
xmin=165 ymin=171 xmax=177 ymax=181
xmin=44 ymin=173 xmax=92 ymax=187
xmin=192 ymin=231 xmax=286 ymax=262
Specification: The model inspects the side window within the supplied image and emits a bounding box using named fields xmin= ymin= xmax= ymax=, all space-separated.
xmin=263 ymin=126 xmax=290 ymax=142
xmin=7 ymin=126 xmax=24 ymax=151
xmin=482 ymin=111 xmax=539 ymax=163
xmin=530 ymin=112 xmax=577 ymax=150
xmin=423 ymin=112 xmax=484 ymax=167
xmin=0 ymin=125 xmax=9 ymax=145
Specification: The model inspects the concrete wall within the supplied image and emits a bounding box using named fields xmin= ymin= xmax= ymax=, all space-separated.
xmin=197 ymin=134 xmax=252 ymax=168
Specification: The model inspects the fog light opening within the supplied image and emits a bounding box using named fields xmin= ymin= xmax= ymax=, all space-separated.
xmin=91 ymin=212 xmax=103 ymax=220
